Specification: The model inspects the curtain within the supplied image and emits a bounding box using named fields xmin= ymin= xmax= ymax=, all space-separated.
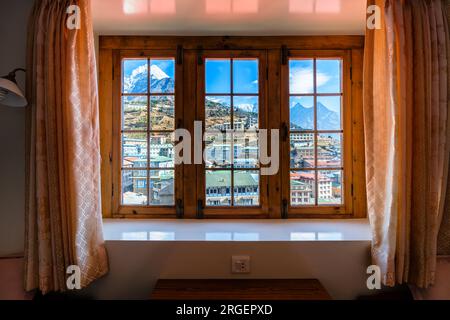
xmin=25 ymin=0 xmax=108 ymax=293
xmin=364 ymin=0 xmax=449 ymax=288
xmin=437 ymin=1 xmax=450 ymax=257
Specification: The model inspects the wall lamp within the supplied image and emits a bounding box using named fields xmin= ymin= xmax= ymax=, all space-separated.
xmin=0 ymin=68 xmax=27 ymax=107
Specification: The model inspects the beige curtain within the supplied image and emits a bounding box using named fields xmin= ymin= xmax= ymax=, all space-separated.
xmin=25 ymin=0 xmax=108 ymax=293
xmin=364 ymin=0 xmax=449 ymax=288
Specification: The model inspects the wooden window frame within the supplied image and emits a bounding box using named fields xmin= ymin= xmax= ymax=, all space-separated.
xmin=99 ymin=36 xmax=366 ymax=219
xmin=111 ymin=49 xmax=183 ymax=217
xmin=281 ymin=50 xmax=352 ymax=217
xmin=196 ymin=50 xmax=269 ymax=218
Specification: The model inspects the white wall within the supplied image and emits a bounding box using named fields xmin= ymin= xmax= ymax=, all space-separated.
xmin=83 ymin=240 xmax=373 ymax=300
xmin=0 ymin=0 xmax=33 ymax=256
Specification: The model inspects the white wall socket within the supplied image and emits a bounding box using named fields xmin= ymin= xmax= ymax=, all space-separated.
xmin=231 ymin=255 xmax=251 ymax=274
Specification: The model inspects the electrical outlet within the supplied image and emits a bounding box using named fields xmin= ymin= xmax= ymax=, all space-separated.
xmin=231 ymin=255 xmax=250 ymax=274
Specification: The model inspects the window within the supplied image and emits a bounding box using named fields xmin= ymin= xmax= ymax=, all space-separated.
xmin=110 ymin=50 xmax=183 ymax=216
xmin=100 ymin=37 xmax=366 ymax=218
xmin=281 ymin=50 xmax=353 ymax=215
xmin=197 ymin=51 xmax=268 ymax=216
xmin=121 ymin=57 xmax=176 ymax=207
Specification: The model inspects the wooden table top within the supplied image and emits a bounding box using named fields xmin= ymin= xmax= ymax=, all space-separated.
xmin=151 ymin=279 xmax=331 ymax=300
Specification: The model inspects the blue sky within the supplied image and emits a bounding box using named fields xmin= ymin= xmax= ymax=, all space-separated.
xmin=289 ymin=59 xmax=342 ymax=113
xmin=205 ymin=59 xmax=258 ymax=94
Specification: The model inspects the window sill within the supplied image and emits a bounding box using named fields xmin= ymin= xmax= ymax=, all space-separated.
xmin=102 ymin=218 xmax=371 ymax=242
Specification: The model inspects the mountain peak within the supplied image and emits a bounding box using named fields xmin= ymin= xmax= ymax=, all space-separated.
xmin=150 ymin=65 xmax=169 ymax=80
xmin=290 ymin=102 xmax=340 ymax=130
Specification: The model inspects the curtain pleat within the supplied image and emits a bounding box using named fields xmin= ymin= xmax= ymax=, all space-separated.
xmin=25 ymin=0 xmax=108 ymax=293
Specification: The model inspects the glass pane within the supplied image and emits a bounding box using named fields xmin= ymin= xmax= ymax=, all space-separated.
xmin=122 ymin=170 xmax=148 ymax=206
xmin=317 ymin=133 xmax=342 ymax=168
xmin=205 ymin=96 xmax=231 ymax=130
xmin=150 ymin=59 xmax=175 ymax=94
xmin=234 ymin=170 xmax=259 ymax=206
xmin=150 ymin=96 xmax=174 ymax=130
xmin=206 ymin=59 xmax=231 ymax=94
xmin=318 ymin=170 xmax=342 ymax=205
xmin=290 ymin=170 xmax=315 ymax=206
xmin=290 ymin=133 xmax=315 ymax=169
xmin=206 ymin=170 xmax=231 ymax=206
xmin=289 ymin=59 xmax=314 ymax=94
xmin=290 ymin=96 xmax=314 ymax=130
xmin=317 ymin=96 xmax=341 ymax=130
xmin=205 ymin=132 xmax=232 ymax=168
xmin=233 ymin=59 xmax=258 ymax=94
xmin=123 ymin=59 xmax=148 ymax=94
xmin=122 ymin=133 xmax=147 ymax=168
xmin=234 ymin=131 xmax=259 ymax=168
xmin=122 ymin=96 xmax=148 ymax=131
xmin=149 ymin=170 xmax=174 ymax=205
xmin=150 ymin=133 xmax=174 ymax=167
xmin=233 ymin=96 xmax=259 ymax=129
xmin=316 ymin=59 xmax=341 ymax=94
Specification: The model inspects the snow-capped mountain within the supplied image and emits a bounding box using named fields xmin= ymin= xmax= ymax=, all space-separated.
xmin=124 ymin=64 xmax=174 ymax=93
xmin=150 ymin=64 xmax=169 ymax=80
xmin=290 ymin=102 xmax=340 ymax=130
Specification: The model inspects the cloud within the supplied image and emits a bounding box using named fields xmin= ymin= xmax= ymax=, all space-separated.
xmin=289 ymin=67 xmax=330 ymax=93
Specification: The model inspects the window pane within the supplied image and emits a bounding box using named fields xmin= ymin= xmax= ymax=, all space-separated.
xmin=122 ymin=170 xmax=147 ymax=206
xmin=316 ymin=59 xmax=341 ymax=94
xmin=234 ymin=131 xmax=259 ymax=168
xmin=149 ymin=170 xmax=174 ymax=205
xmin=150 ymin=96 xmax=174 ymax=130
xmin=122 ymin=132 xmax=147 ymax=168
xmin=290 ymin=133 xmax=315 ymax=169
xmin=150 ymin=133 xmax=174 ymax=167
xmin=122 ymin=96 xmax=148 ymax=131
xmin=289 ymin=59 xmax=314 ymax=94
xmin=150 ymin=59 xmax=175 ymax=94
xmin=123 ymin=59 xmax=148 ymax=94
xmin=205 ymin=132 xmax=232 ymax=168
xmin=206 ymin=59 xmax=231 ymax=94
xmin=317 ymin=133 xmax=342 ymax=168
xmin=233 ymin=96 xmax=259 ymax=129
xmin=205 ymin=96 xmax=231 ymax=130
xmin=234 ymin=170 xmax=259 ymax=206
xmin=317 ymin=96 xmax=341 ymax=130
xmin=233 ymin=59 xmax=258 ymax=94
xmin=206 ymin=170 xmax=231 ymax=206
xmin=318 ymin=170 xmax=342 ymax=205
xmin=290 ymin=171 xmax=315 ymax=206
xmin=290 ymin=96 xmax=314 ymax=130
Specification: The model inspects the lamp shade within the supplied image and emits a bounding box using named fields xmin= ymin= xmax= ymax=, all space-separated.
xmin=0 ymin=77 xmax=27 ymax=107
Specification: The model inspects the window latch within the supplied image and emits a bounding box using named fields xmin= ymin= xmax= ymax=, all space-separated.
xmin=176 ymin=198 xmax=184 ymax=219
xmin=197 ymin=46 xmax=203 ymax=65
xmin=176 ymin=45 xmax=183 ymax=65
xmin=282 ymin=199 xmax=288 ymax=219
xmin=282 ymin=122 xmax=288 ymax=142
xmin=281 ymin=45 xmax=289 ymax=65
xmin=197 ymin=199 xmax=204 ymax=219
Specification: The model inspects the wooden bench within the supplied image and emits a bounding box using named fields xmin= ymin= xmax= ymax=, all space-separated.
xmin=151 ymin=279 xmax=331 ymax=300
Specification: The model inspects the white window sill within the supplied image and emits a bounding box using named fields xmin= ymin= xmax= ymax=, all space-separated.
xmin=102 ymin=219 xmax=371 ymax=242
